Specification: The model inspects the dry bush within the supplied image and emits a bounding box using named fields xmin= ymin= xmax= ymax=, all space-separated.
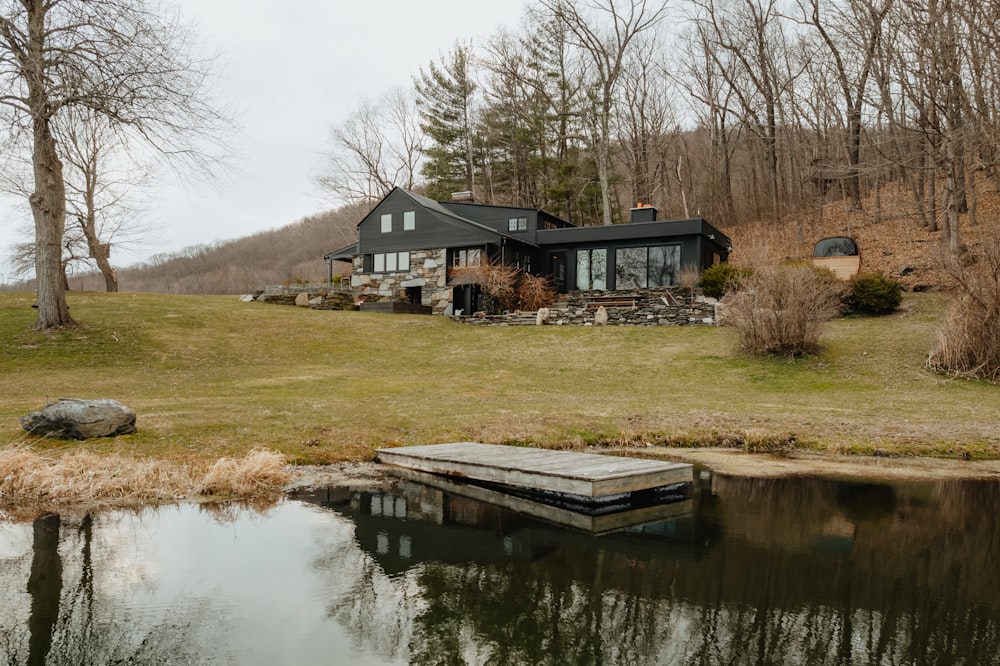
xmin=196 ymin=448 xmax=290 ymax=497
xmin=516 ymin=273 xmax=556 ymax=311
xmin=726 ymin=263 xmax=842 ymax=357
xmin=449 ymin=256 xmax=520 ymax=312
xmin=928 ymin=239 xmax=1000 ymax=382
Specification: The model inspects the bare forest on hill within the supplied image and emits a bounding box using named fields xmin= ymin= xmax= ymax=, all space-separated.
xmin=14 ymin=0 xmax=1000 ymax=297
xmin=319 ymin=0 xmax=1000 ymax=270
xmin=57 ymin=206 xmax=361 ymax=294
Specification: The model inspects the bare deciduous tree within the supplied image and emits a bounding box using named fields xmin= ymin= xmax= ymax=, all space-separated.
xmin=539 ymin=0 xmax=669 ymax=225
xmin=317 ymin=89 xmax=425 ymax=205
xmin=797 ymin=0 xmax=894 ymax=211
xmin=0 ymin=0 xmax=228 ymax=329
xmin=59 ymin=109 xmax=154 ymax=292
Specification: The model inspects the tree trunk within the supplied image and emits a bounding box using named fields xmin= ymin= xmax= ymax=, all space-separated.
xmin=31 ymin=117 xmax=76 ymax=328
xmin=27 ymin=513 xmax=62 ymax=666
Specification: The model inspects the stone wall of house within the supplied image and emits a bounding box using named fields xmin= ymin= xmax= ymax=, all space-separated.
xmin=350 ymin=249 xmax=454 ymax=314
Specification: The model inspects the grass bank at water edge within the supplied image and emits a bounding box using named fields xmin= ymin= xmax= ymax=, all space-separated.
xmin=2 ymin=290 xmax=998 ymax=468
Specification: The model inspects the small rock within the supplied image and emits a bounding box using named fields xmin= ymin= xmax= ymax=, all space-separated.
xmin=593 ymin=305 xmax=609 ymax=326
xmin=21 ymin=398 xmax=137 ymax=440
xmin=295 ymin=292 xmax=310 ymax=306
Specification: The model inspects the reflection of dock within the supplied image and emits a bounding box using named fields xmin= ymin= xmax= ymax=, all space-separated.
xmin=393 ymin=467 xmax=692 ymax=535
xmin=377 ymin=443 xmax=692 ymax=497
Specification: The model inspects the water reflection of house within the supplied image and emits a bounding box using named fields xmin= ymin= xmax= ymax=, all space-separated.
xmin=291 ymin=480 xmax=708 ymax=578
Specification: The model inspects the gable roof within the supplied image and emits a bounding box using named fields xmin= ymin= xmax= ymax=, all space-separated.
xmin=357 ymin=187 xmax=539 ymax=249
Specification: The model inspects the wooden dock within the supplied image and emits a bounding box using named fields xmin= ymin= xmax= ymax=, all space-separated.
xmin=392 ymin=467 xmax=693 ymax=535
xmin=375 ymin=442 xmax=692 ymax=498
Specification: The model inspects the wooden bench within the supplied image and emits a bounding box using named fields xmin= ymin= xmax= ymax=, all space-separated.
xmin=585 ymin=297 xmax=638 ymax=309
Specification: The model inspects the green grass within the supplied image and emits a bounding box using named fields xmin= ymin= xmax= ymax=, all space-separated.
xmin=2 ymin=290 xmax=997 ymax=464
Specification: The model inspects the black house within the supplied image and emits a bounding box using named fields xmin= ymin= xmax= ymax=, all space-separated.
xmin=325 ymin=187 xmax=732 ymax=315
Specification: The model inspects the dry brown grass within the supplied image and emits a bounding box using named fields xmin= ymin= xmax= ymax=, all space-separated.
xmin=928 ymin=239 xmax=1000 ymax=382
xmin=197 ymin=448 xmax=291 ymax=497
xmin=721 ymin=175 xmax=1000 ymax=291
xmin=0 ymin=446 xmax=289 ymax=510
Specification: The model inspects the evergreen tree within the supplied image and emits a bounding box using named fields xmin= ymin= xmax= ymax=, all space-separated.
xmin=415 ymin=42 xmax=480 ymax=201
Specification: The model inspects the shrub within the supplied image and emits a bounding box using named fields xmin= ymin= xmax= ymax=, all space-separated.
xmin=516 ymin=273 xmax=556 ymax=311
xmin=845 ymin=272 xmax=903 ymax=315
xmin=449 ymin=257 xmax=519 ymax=313
xmin=927 ymin=240 xmax=1000 ymax=382
xmin=725 ymin=263 xmax=842 ymax=357
xmin=699 ymin=263 xmax=749 ymax=299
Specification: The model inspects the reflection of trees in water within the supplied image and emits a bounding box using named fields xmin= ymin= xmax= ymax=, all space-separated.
xmin=322 ymin=478 xmax=1000 ymax=665
xmin=314 ymin=533 xmax=420 ymax=663
xmin=4 ymin=511 xmax=206 ymax=666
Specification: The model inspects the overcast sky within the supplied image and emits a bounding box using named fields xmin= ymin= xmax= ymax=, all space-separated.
xmin=0 ymin=0 xmax=530 ymax=282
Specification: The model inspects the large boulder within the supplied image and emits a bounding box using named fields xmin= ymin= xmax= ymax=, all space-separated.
xmin=21 ymin=398 xmax=137 ymax=440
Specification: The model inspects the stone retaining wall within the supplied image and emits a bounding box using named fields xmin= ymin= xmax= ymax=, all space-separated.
xmin=460 ymin=289 xmax=718 ymax=327
xmin=254 ymin=286 xmax=719 ymax=326
xmin=256 ymin=290 xmax=355 ymax=310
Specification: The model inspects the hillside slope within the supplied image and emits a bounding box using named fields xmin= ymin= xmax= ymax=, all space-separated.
xmin=60 ymin=176 xmax=999 ymax=295
xmin=721 ymin=175 xmax=1000 ymax=291
xmin=67 ymin=203 xmax=367 ymax=294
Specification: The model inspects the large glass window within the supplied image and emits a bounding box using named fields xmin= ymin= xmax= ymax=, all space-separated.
xmin=403 ymin=211 xmax=415 ymax=231
xmin=615 ymin=247 xmax=647 ymax=289
xmin=449 ymin=247 xmax=482 ymax=267
xmin=648 ymin=245 xmax=680 ymax=287
xmin=576 ymin=248 xmax=607 ymax=290
xmin=380 ymin=214 xmax=392 ymax=233
xmin=370 ymin=251 xmax=410 ymax=273
xmin=615 ymin=245 xmax=681 ymax=288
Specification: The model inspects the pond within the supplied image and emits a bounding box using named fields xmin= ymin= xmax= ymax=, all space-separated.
xmin=1 ymin=470 xmax=999 ymax=665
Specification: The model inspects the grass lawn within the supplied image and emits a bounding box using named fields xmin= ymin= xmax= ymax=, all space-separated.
xmin=2 ymin=290 xmax=998 ymax=465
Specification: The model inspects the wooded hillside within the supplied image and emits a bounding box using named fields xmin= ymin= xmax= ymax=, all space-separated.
xmin=30 ymin=0 xmax=1000 ymax=295
xmin=64 ymin=204 xmax=364 ymax=294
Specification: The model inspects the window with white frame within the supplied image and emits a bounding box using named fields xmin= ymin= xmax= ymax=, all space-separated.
xmin=508 ymin=216 xmax=528 ymax=231
xmin=403 ymin=211 xmax=415 ymax=231
xmin=380 ymin=214 xmax=392 ymax=233
xmin=369 ymin=251 xmax=410 ymax=273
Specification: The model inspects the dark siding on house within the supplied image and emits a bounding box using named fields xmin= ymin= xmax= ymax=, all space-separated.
xmin=440 ymin=203 xmax=541 ymax=243
xmin=358 ymin=189 xmax=500 ymax=254
xmin=535 ymin=218 xmax=727 ymax=246
xmin=534 ymin=218 xmax=731 ymax=291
